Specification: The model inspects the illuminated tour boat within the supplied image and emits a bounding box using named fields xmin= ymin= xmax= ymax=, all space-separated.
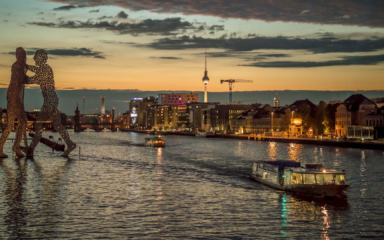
xmin=250 ymin=161 xmax=349 ymax=197
xmin=145 ymin=135 xmax=165 ymax=148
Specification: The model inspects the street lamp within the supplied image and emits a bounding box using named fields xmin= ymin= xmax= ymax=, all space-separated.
xmin=271 ymin=112 xmax=274 ymax=133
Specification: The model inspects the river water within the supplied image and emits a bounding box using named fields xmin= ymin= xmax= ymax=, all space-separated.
xmin=0 ymin=131 xmax=383 ymax=239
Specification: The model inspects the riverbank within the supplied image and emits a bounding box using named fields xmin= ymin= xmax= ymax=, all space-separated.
xmin=215 ymin=134 xmax=384 ymax=150
xmin=122 ymin=129 xmax=384 ymax=150
xmin=120 ymin=129 xmax=196 ymax=136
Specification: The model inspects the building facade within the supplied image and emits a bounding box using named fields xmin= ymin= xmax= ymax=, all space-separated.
xmin=145 ymin=104 xmax=178 ymax=130
xmin=201 ymin=104 xmax=251 ymax=133
xmin=186 ymin=102 xmax=219 ymax=131
xmin=158 ymin=93 xmax=198 ymax=105
xmin=335 ymin=94 xmax=377 ymax=137
xmin=129 ymin=96 xmax=156 ymax=128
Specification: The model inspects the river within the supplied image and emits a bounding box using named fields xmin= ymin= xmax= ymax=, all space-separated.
xmin=0 ymin=131 xmax=383 ymax=239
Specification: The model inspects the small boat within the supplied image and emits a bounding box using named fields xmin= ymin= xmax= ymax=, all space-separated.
xmin=250 ymin=160 xmax=349 ymax=197
xmin=145 ymin=135 xmax=165 ymax=147
xmin=196 ymin=131 xmax=215 ymax=137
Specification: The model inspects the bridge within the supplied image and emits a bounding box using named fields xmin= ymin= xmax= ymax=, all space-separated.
xmin=74 ymin=122 xmax=119 ymax=132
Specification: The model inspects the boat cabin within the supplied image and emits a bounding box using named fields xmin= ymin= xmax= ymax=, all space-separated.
xmin=252 ymin=161 xmax=347 ymax=187
xmin=145 ymin=135 xmax=165 ymax=147
xmin=284 ymin=164 xmax=346 ymax=187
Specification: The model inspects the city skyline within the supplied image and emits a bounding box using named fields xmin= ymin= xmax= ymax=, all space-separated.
xmin=1 ymin=0 xmax=384 ymax=92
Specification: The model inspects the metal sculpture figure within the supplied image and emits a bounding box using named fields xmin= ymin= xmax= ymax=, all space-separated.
xmin=0 ymin=47 xmax=29 ymax=158
xmin=24 ymin=49 xmax=76 ymax=157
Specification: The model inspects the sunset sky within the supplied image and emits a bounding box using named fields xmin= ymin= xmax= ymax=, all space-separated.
xmin=1 ymin=0 xmax=384 ymax=92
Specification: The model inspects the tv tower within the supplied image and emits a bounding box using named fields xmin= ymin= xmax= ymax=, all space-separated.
xmin=202 ymin=48 xmax=209 ymax=103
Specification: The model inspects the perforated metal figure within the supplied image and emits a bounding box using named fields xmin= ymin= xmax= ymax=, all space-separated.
xmin=25 ymin=49 xmax=76 ymax=157
xmin=0 ymin=47 xmax=29 ymax=158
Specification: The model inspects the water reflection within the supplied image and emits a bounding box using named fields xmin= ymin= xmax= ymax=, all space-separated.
xmin=1 ymin=158 xmax=29 ymax=239
xmin=0 ymin=157 xmax=73 ymax=238
xmin=360 ymin=151 xmax=366 ymax=198
xmin=268 ymin=142 xmax=277 ymax=160
xmin=287 ymin=144 xmax=303 ymax=161
xmin=321 ymin=205 xmax=330 ymax=240
xmin=280 ymin=194 xmax=288 ymax=238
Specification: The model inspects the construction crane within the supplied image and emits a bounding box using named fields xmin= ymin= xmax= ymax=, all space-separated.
xmin=220 ymin=79 xmax=254 ymax=104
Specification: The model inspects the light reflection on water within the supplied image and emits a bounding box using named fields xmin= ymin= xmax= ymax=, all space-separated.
xmin=0 ymin=132 xmax=383 ymax=239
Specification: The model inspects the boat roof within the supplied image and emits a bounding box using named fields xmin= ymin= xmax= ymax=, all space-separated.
xmin=257 ymin=160 xmax=301 ymax=168
xmin=289 ymin=168 xmax=346 ymax=174
xmin=256 ymin=160 xmax=346 ymax=174
xmin=145 ymin=137 xmax=164 ymax=140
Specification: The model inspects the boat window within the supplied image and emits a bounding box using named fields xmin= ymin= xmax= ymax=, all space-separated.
xmin=335 ymin=174 xmax=346 ymax=185
xmin=263 ymin=172 xmax=268 ymax=179
xmin=316 ymin=174 xmax=334 ymax=185
xmin=304 ymin=174 xmax=316 ymax=184
xmin=291 ymin=173 xmax=300 ymax=185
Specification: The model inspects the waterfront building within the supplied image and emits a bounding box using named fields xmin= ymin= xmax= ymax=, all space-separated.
xmin=158 ymin=93 xmax=198 ymax=105
xmin=145 ymin=104 xmax=178 ymax=130
xmin=230 ymin=105 xmax=291 ymax=135
xmin=335 ymin=94 xmax=377 ymax=137
xmin=186 ymin=102 xmax=220 ymax=132
xmin=369 ymin=97 xmax=384 ymax=108
xmin=120 ymin=112 xmax=130 ymax=129
xmin=229 ymin=109 xmax=257 ymax=134
xmin=201 ymin=104 xmax=251 ymax=133
xmin=129 ymin=96 xmax=156 ymax=128
xmin=289 ymin=99 xmax=318 ymax=135
xmin=365 ymin=106 xmax=384 ymax=128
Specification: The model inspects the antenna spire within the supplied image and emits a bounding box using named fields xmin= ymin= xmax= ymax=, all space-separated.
xmin=205 ymin=47 xmax=207 ymax=71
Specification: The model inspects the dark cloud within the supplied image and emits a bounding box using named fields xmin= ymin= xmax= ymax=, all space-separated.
xmin=138 ymin=35 xmax=384 ymax=54
xmin=258 ymin=54 xmax=291 ymax=58
xmin=28 ymin=18 xmax=223 ymax=36
xmin=5 ymin=47 xmax=105 ymax=59
xmin=89 ymin=9 xmax=99 ymax=13
xmin=53 ymin=5 xmax=85 ymax=10
xmin=49 ymin=0 xmax=384 ymax=28
xmin=0 ymin=64 xmax=9 ymax=68
xmin=150 ymin=57 xmax=181 ymax=59
xmin=208 ymin=25 xmax=224 ymax=31
xmin=116 ymin=11 xmax=128 ymax=19
xmin=0 ymin=83 xmax=7 ymax=85
xmin=241 ymin=54 xmax=384 ymax=68
xmin=97 ymin=16 xmax=112 ymax=20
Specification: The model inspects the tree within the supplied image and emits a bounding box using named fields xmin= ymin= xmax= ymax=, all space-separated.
xmin=315 ymin=101 xmax=327 ymax=135
xmin=297 ymin=104 xmax=311 ymax=132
